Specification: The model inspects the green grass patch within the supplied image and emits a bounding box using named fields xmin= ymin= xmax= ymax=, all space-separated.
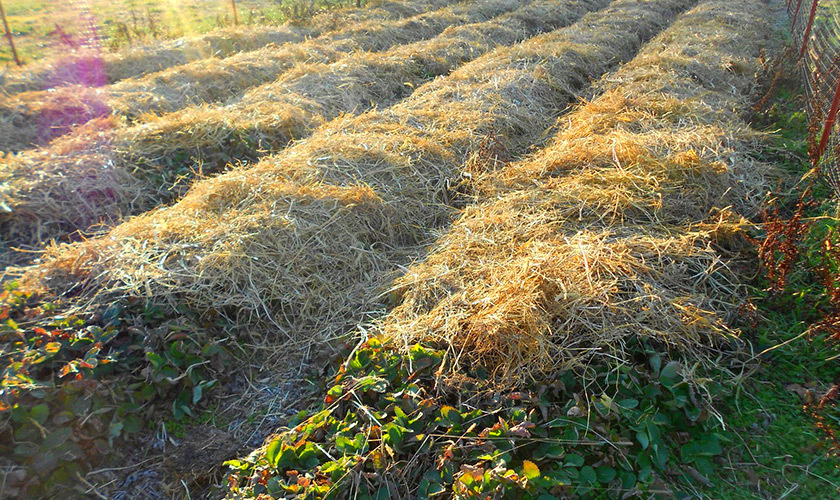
xmin=699 ymin=57 xmax=840 ymax=498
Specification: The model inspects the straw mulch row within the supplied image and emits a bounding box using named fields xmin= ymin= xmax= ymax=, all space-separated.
xmin=0 ymin=0 xmax=608 ymax=265
xmin=21 ymin=0 xmax=694 ymax=355
xmin=378 ymin=0 xmax=780 ymax=384
xmin=0 ymin=0 xmax=452 ymax=95
xmin=0 ymin=27 xmax=308 ymax=95
xmin=0 ymin=0 xmax=497 ymax=152
xmin=119 ymin=0 xmax=593 ymax=172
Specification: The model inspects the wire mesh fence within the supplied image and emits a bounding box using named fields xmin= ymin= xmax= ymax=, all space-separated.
xmin=789 ymin=0 xmax=840 ymax=195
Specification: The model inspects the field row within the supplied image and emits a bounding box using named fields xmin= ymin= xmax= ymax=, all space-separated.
xmin=0 ymin=0 xmax=787 ymax=495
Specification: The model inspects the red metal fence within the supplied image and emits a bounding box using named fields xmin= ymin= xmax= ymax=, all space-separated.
xmin=789 ymin=0 xmax=840 ymax=194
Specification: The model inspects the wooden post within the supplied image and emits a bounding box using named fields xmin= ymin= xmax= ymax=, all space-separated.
xmin=231 ymin=0 xmax=239 ymax=25
xmin=816 ymin=73 xmax=840 ymax=166
xmin=800 ymin=0 xmax=821 ymax=58
xmin=0 ymin=0 xmax=21 ymax=66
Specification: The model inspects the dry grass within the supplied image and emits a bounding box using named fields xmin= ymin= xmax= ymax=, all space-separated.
xmin=0 ymin=0 xmax=495 ymax=152
xmin=19 ymin=0 xmax=691 ymax=351
xmin=0 ymin=0 xmax=605 ymax=260
xmin=378 ymin=0 xmax=782 ymax=383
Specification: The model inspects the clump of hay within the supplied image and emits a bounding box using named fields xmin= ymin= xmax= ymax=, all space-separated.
xmin=386 ymin=226 xmax=740 ymax=380
xmin=0 ymin=0 xmax=497 ymax=152
xmin=379 ymin=0 xmax=782 ymax=383
xmin=0 ymin=0 xmax=604 ymax=259
xmin=20 ymin=0 xmax=691 ymax=348
xmin=0 ymin=0 xmax=451 ymax=95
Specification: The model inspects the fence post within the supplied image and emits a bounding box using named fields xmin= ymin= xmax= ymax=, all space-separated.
xmin=0 ymin=0 xmax=21 ymax=66
xmin=816 ymin=75 xmax=840 ymax=166
xmin=231 ymin=0 xmax=239 ymax=25
xmin=801 ymin=0 xmax=821 ymax=58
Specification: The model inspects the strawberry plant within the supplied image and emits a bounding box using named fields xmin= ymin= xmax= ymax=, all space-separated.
xmin=0 ymin=282 xmax=227 ymax=496
xmin=225 ymin=337 xmax=727 ymax=499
